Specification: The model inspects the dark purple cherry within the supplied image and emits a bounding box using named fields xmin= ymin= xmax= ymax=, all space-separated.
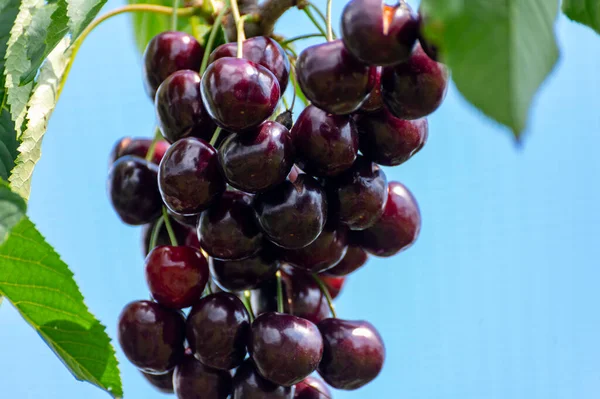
xmin=199 ymin=191 xmax=263 ymax=260
xmin=174 ymin=354 xmax=232 ymax=398
xmin=143 ymin=31 xmax=204 ymax=99
xmin=324 ymin=241 xmax=368 ymax=276
xmin=155 ymin=69 xmax=216 ymax=143
xmin=145 ymin=245 xmax=209 ymax=309
xmin=118 ymin=300 xmax=186 ymax=373
xmin=108 ymin=156 xmax=162 ymax=225
xmin=381 ymin=43 xmax=449 ymax=119
xmin=232 ymin=360 xmax=293 ymax=399
xmin=187 ymin=292 xmax=250 ymax=370
xmin=219 ymin=121 xmax=294 ymax=193
xmin=355 ymin=108 xmax=428 ymax=166
xmin=168 ymin=208 xmax=199 ymax=229
xmin=159 ymin=137 xmax=225 ymax=215
xmin=209 ymin=36 xmax=290 ymax=92
xmin=358 ymin=181 xmax=421 ymax=257
xmin=210 ymin=248 xmax=280 ymax=291
xmin=318 ymin=318 xmax=385 ymax=390
xmin=291 ymin=105 xmax=358 ymax=177
xmin=341 ymin=0 xmax=419 ymax=66
xmin=108 ymin=137 xmax=169 ymax=167
xmin=254 ymin=174 xmax=327 ymax=249
xmin=359 ymin=67 xmax=384 ymax=113
xmin=296 ymin=40 xmax=375 ymax=115
xmin=201 ymin=57 xmax=280 ymax=131
xmin=141 ymin=218 xmax=190 ymax=257
xmin=141 ymin=370 xmax=174 ymax=394
xmin=294 ymin=376 xmax=332 ymax=399
xmin=250 ymin=312 xmax=323 ymax=386
xmin=326 ymin=156 xmax=388 ymax=230
xmin=320 ymin=276 xmax=346 ymax=299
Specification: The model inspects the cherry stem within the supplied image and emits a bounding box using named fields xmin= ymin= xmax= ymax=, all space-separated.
xmin=230 ymin=0 xmax=246 ymax=58
xmin=161 ymin=207 xmax=179 ymax=246
xmin=312 ymin=274 xmax=337 ymax=318
xmin=280 ymin=33 xmax=325 ymax=46
xmin=243 ymin=290 xmax=255 ymax=321
xmin=171 ymin=0 xmax=180 ymax=30
xmin=209 ymin=127 xmax=222 ymax=147
xmin=206 ymin=281 xmax=214 ymax=295
xmin=149 ymin=216 xmax=165 ymax=251
xmin=308 ymin=3 xmax=336 ymax=39
xmin=325 ymin=0 xmax=333 ymax=41
xmin=290 ymin=65 xmax=308 ymax=106
xmin=276 ymin=271 xmax=284 ymax=313
xmin=200 ymin=5 xmax=229 ymax=75
xmin=145 ymin=127 xmax=162 ymax=162
xmin=302 ymin=7 xmax=327 ymax=39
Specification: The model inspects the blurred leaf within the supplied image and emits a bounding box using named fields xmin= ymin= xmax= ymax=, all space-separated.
xmin=0 ymin=180 xmax=27 ymax=244
xmin=563 ymin=0 xmax=600 ymax=34
xmin=202 ymin=23 xmax=227 ymax=50
xmin=67 ymin=0 xmax=108 ymax=39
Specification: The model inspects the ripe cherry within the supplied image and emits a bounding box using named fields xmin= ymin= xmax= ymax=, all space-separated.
xmin=210 ymin=248 xmax=280 ymax=292
xmin=359 ymin=67 xmax=384 ymax=113
xmin=108 ymin=137 xmax=169 ymax=166
xmin=320 ymin=276 xmax=346 ymax=299
xmin=174 ymin=354 xmax=232 ymax=399
xmin=141 ymin=217 xmax=190 ymax=257
xmin=294 ymin=376 xmax=332 ymax=399
xmin=141 ymin=370 xmax=174 ymax=394
xmin=324 ymin=240 xmax=369 ymax=277
xmin=232 ymin=359 xmax=293 ymax=399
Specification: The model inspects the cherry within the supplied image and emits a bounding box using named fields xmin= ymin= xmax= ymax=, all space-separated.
xmin=291 ymin=105 xmax=359 ymax=177
xmin=117 ymin=300 xmax=185 ymax=374
xmin=358 ymin=181 xmax=421 ymax=257
xmin=143 ymin=31 xmax=204 ymax=99
xmin=141 ymin=218 xmax=190 ymax=257
xmin=355 ymin=109 xmax=428 ymax=166
xmin=145 ymin=245 xmax=209 ymax=309
xmin=168 ymin=208 xmax=199 ymax=229
xmin=287 ymin=165 xmax=302 ymax=183
xmin=155 ymin=69 xmax=216 ymax=143
xmin=232 ymin=359 xmax=293 ymax=399
xmin=318 ymin=318 xmax=385 ymax=390
xmin=359 ymin=67 xmax=383 ymax=113
xmin=158 ymin=137 xmax=225 ymax=215
xmin=418 ymin=7 xmax=440 ymax=61
xmin=108 ymin=156 xmax=162 ymax=225
xmin=324 ymin=241 xmax=368 ymax=276
xmin=219 ymin=121 xmax=294 ymax=193
xmin=209 ymin=36 xmax=290 ymax=92
xmin=294 ymin=376 xmax=332 ymax=399
xmin=250 ymin=312 xmax=323 ymax=386
xmin=253 ymin=174 xmax=327 ymax=249
xmin=326 ymin=156 xmax=388 ymax=230
xmin=320 ymin=276 xmax=346 ymax=299
xmin=201 ymin=57 xmax=280 ymax=131
xmin=210 ymin=248 xmax=280 ymax=291
xmin=296 ymin=40 xmax=376 ymax=115
xmin=174 ymin=354 xmax=232 ymax=399
xmin=341 ymin=0 xmax=419 ymax=66
xmin=141 ymin=369 xmax=174 ymax=394
xmin=108 ymin=137 xmax=169 ymax=166
xmin=381 ymin=43 xmax=449 ymax=119
xmin=187 ymin=292 xmax=250 ymax=370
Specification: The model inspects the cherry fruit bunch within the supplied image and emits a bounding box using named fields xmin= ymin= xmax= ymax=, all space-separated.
xmin=107 ymin=0 xmax=448 ymax=397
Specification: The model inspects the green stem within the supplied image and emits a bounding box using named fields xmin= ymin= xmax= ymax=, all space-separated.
xmin=302 ymin=7 xmax=328 ymax=38
xmin=325 ymin=0 xmax=333 ymax=41
xmin=290 ymin=66 xmax=308 ymax=106
xmin=280 ymin=33 xmax=326 ymax=46
xmin=209 ymin=127 xmax=222 ymax=147
xmin=161 ymin=207 xmax=179 ymax=246
xmin=230 ymin=0 xmax=246 ymax=58
xmin=149 ymin=217 xmax=165 ymax=251
xmin=276 ymin=271 xmax=284 ymax=313
xmin=145 ymin=127 xmax=162 ymax=162
xmin=282 ymin=95 xmax=289 ymax=110
xmin=312 ymin=274 xmax=337 ymax=318
xmin=309 ymin=3 xmax=336 ymax=39
xmin=207 ymin=281 xmax=214 ymax=294
xmin=243 ymin=290 xmax=255 ymax=321
xmin=171 ymin=0 xmax=180 ymax=30
xmin=200 ymin=5 xmax=229 ymax=75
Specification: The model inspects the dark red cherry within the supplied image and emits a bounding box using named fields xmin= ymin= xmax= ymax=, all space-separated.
xmin=219 ymin=121 xmax=295 ymax=193
xmin=118 ymin=300 xmax=186 ymax=374
xmin=324 ymin=241 xmax=368 ymax=277
xmin=320 ymin=276 xmax=346 ymax=299
xmin=199 ymin=191 xmax=263 ymax=260
xmin=318 ymin=318 xmax=385 ymax=390
xmin=209 ymin=36 xmax=290 ymax=92
xmin=108 ymin=137 xmax=169 ymax=166
xmin=141 ymin=370 xmax=174 ymax=394
xmin=355 ymin=108 xmax=428 ymax=166
xmin=359 ymin=67 xmax=383 ymax=112
xmin=326 ymin=156 xmax=388 ymax=230
xmin=201 ymin=57 xmax=280 ymax=131
xmin=358 ymin=181 xmax=421 ymax=257
xmin=232 ymin=360 xmax=293 ymax=399
xmin=174 ymin=354 xmax=232 ymax=398
xmin=341 ymin=0 xmax=419 ymax=66
xmin=250 ymin=312 xmax=323 ymax=386
xmin=168 ymin=208 xmax=199 ymax=229
xmin=381 ymin=43 xmax=449 ymax=119
xmin=291 ymin=105 xmax=358 ymax=177
xmin=155 ymin=69 xmax=216 ymax=143
xmin=296 ymin=40 xmax=375 ymax=115
xmin=254 ymin=175 xmax=327 ymax=249
xmin=187 ymin=292 xmax=250 ymax=370
xmin=184 ymin=227 xmax=202 ymax=249
xmin=141 ymin=218 xmax=190 ymax=257
xmin=108 ymin=156 xmax=162 ymax=225
xmin=143 ymin=31 xmax=204 ymax=99
xmin=294 ymin=376 xmax=332 ymax=399
xmin=210 ymin=248 xmax=280 ymax=291
xmin=145 ymin=245 xmax=209 ymax=309
xmin=158 ymin=137 xmax=225 ymax=215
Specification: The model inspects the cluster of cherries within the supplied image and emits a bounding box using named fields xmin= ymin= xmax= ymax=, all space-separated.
xmin=107 ymin=0 xmax=447 ymax=397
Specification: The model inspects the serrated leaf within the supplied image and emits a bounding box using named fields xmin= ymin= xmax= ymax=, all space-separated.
xmin=0 ymin=0 xmax=20 ymax=92
xmin=421 ymin=0 xmax=559 ymax=139
xmin=0 ymin=180 xmax=26 ymax=244
xmin=0 ymin=217 xmax=122 ymax=397
xmin=563 ymin=0 xmax=600 ymax=35
xmin=0 ymin=109 xmax=18 ymax=181
xmin=67 ymin=0 xmax=108 ymax=40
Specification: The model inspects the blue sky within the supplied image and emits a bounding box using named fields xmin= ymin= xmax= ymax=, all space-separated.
xmin=1 ymin=1 xmax=599 ymax=398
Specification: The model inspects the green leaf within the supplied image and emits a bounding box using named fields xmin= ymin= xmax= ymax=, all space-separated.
xmin=0 ymin=217 xmax=122 ymax=397
xmin=0 ymin=180 xmax=27 ymax=245
xmin=0 ymin=0 xmax=20 ymax=92
xmin=0 ymin=109 xmax=18 ymax=181
xmin=563 ymin=0 xmax=600 ymax=34
xmin=9 ymin=39 xmax=71 ymax=200
xmin=66 ymin=0 xmax=108 ymax=39
xmin=421 ymin=0 xmax=559 ymax=138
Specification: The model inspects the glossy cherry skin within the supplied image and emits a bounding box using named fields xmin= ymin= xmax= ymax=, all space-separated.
xmin=324 ymin=241 xmax=368 ymax=277
xmin=342 ymin=0 xmax=419 ymax=66
xmin=143 ymin=31 xmax=204 ymax=99
xmin=159 ymin=137 xmax=225 ymax=215
xmin=201 ymin=57 xmax=280 ymax=131
xmin=283 ymin=222 xmax=348 ymax=273
xmin=209 ymin=36 xmax=290 ymax=92
xmin=155 ymin=69 xmax=216 ymax=143
xmin=168 ymin=208 xmax=199 ymax=229
xmin=359 ymin=67 xmax=384 ymax=113
xmin=187 ymin=292 xmax=250 ymax=370
xmin=291 ymin=105 xmax=358 ymax=177
xmin=174 ymin=354 xmax=232 ymax=399
xmin=232 ymin=359 xmax=293 ymax=399
xmin=145 ymin=245 xmax=209 ymax=309
xmin=108 ymin=137 xmax=169 ymax=166
xmin=108 ymin=156 xmax=162 ymax=225
xmin=326 ymin=156 xmax=388 ymax=230
xmin=294 ymin=376 xmax=332 ymax=399
xmin=287 ymin=165 xmax=302 ymax=183
xmin=382 ymin=44 xmax=449 ymax=120
xmin=296 ymin=40 xmax=375 ymax=115
xmin=210 ymin=248 xmax=280 ymax=291
xmin=254 ymin=174 xmax=327 ymax=249
xmin=320 ymin=276 xmax=346 ymax=299
xmin=355 ymin=108 xmax=428 ymax=166
xmin=358 ymin=181 xmax=421 ymax=256
xmin=219 ymin=121 xmax=294 ymax=193
xmin=250 ymin=312 xmax=324 ymax=386
xmin=118 ymin=300 xmax=186 ymax=374
xmin=318 ymin=318 xmax=385 ymax=390
xmin=141 ymin=370 xmax=174 ymax=394
xmin=141 ymin=218 xmax=190 ymax=257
